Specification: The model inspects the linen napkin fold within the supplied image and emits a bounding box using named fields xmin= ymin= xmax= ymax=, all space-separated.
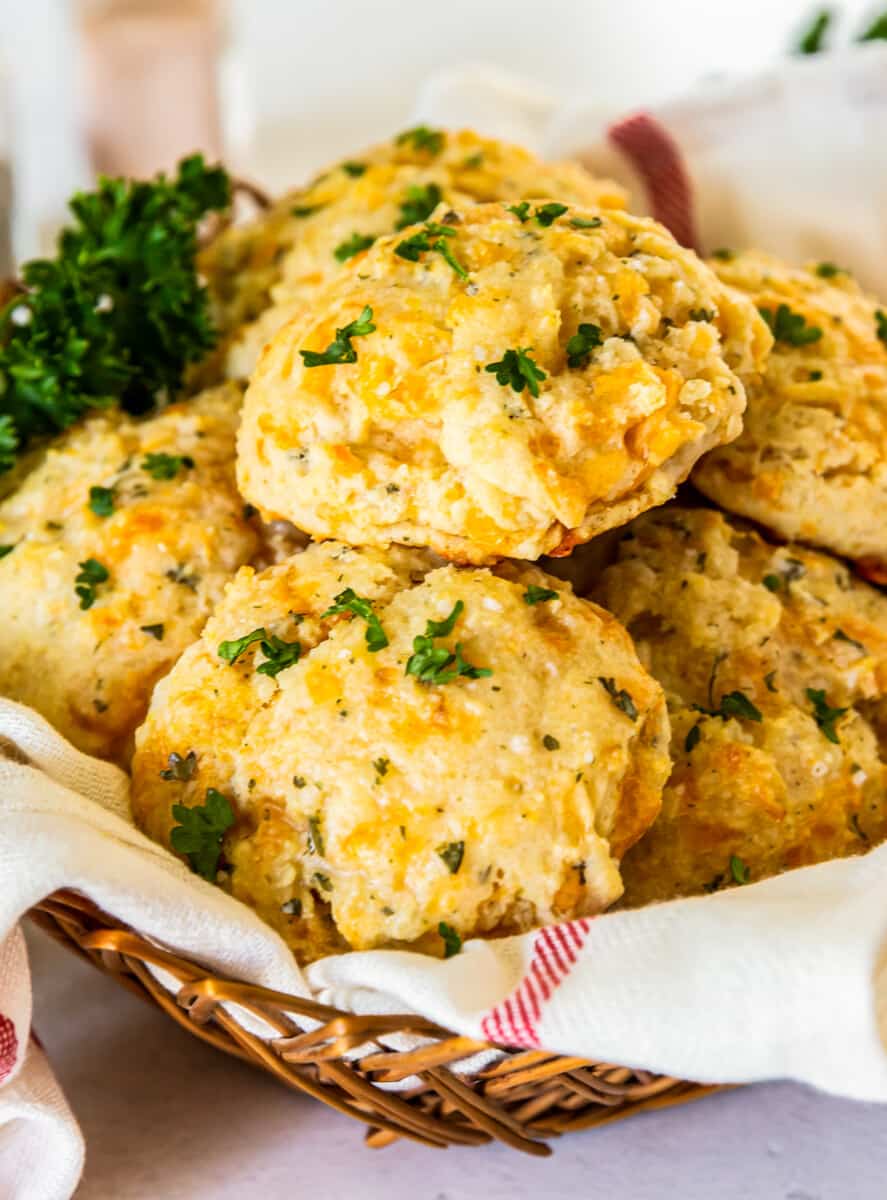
xmin=2 ymin=696 xmax=887 ymax=1200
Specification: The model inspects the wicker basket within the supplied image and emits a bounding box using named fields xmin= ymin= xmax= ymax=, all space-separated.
xmin=30 ymin=890 xmax=723 ymax=1155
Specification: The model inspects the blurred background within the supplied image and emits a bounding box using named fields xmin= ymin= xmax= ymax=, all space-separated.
xmin=0 ymin=0 xmax=879 ymax=264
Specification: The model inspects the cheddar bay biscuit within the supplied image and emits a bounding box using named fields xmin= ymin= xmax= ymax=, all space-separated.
xmin=131 ymin=540 xmax=670 ymax=962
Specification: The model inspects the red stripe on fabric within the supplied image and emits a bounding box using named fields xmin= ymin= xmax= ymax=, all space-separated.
xmin=529 ymin=955 xmax=554 ymax=1003
xmin=608 ymin=111 xmax=700 ymax=251
xmin=565 ymin=920 xmax=586 ymax=951
xmin=512 ymin=989 xmax=536 ymax=1043
xmin=537 ymin=929 xmax=566 ymax=985
xmin=542 ymin=925 xmax=570 ymax=974
xmin=522 ymin=974 xmax=542 ymax=1023
xmin=550 ymin=923 xmax=578 ymax=966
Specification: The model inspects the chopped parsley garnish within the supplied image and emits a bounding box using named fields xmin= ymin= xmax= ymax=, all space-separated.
xmin=0 ymin=544 xmax=14 ymax=558
xmin=405 ymin=600 xmax=492 ymax=685
xmin=88 ymin=485 xmax=115 ymax=517
xmin=815 ymin=261 xmax=842 ymax=278
xmin=570 ymin=215 xmax=603 ymax=229
xmin=523 ymin=584 xmax=559 ymax=605
xmin=373 ymin=757 xmax=389 ymax=779
xmin=395 ymin=125 xmax=445 ymax=156
xmin=160 ymin=750 xmax=197 ymax=781
xmin=437 ymin=840 xmax=465 ymax=874
xmin=333 ymin=232 xmax=376 ymax=262
xmin=694 ymin=690 xmax=762 ymax=723
xmin=684 ymin=723 xmax=702 ymax=753
xmin=438 ymin=921 xmax=462 ymax=958
xmin=542 ymin=734 xmax=560 ymax=751
xmin=806 ymin=687 xmax=848 ymax=744
xmin=763 ymin=574 xmax=782 ymax=592
xmin=396 ymin=183 xmax=443 ymax=229
xmin=291 ymin=203 xmax=323 ymax=218
xmin=140 ymin=623 xmax=164 ymax=640
xmin=533 ymin=202 xmax=568 ymax=227
xmin=485 ymin=347 xmax=547 ymax=398
xmin=876 ymin=310 xmax=887 ymax=348
xmin=0 ymin=154 xmax=229 ymax=471
xmin=395 ymin=222 xmax=468 ymax=279
xmin=507 ymin=202 xmax=531 ymax=222
xmin=170 ymin=788 xmax=234 ymax=881
xmin=307 ymin=815 xmax=324 ymax=856
xmin=566 ymin=322 xmax=603 ymax=369
xmin=730 ymin=855 xmax=751 ymax=885
xmin=759 ymin=303 xmax=822 ymax=346
xmin=74 ymin=558 xmax=109 ymax=609
xmin=833 ymin=628 xmax=866 ymax=653
xmin=342 ymin=161 xmax=366 ymax=177
xmin=321 ymin=587 xmax=388 ymax=651
xmin=712 ymin=247 xmax=733 ymax=260
xmin=598 ymin=677 xmax=639 ymax=721
xmin=299 ymin=305 xmax=375 ymax=367
xmin=859 ymin=11 xmax=887 ymax=41
xmin=141 ymin=452 xmax=194 ymax=480
xmin=797 ymin=9 xmax=831 ymax=53
xmin=218 ymin=626 xmax=302 ymax=677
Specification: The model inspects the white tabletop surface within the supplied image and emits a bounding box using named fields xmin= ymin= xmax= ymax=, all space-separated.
xmin=26 ymin=925 xmax=887 ymax=1200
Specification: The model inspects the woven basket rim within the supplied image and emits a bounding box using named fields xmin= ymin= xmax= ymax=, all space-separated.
xmin=29 ymin=888 xmax=725 ymax=1155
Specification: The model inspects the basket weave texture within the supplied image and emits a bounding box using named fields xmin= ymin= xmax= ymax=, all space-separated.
xmin=30 ymin=890 xmax=722 ymax=1155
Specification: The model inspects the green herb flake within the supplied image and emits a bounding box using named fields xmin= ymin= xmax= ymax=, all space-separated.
xmin=437 ymin=840 xmax=465 ymax=874
xmin=342 ymin=161 xmax=366 ymax=177
xmin=485 ymin=347 xmax=547 ymax=397
xmin=815 ymin=261 xmax=842 ymax=278
xmin=598 ymin=677 xmax=639 ymax=721
xmin=0 ymin=544 xmax=14 ymax=558
xmin=396 ymin=183 xmax=443 ymax=229
xmin=291 ymin=203 xmax=323 ymax=218
xmin=523 ymin=584 xmax=559 ymax=605
xmin=218 ymin=626 xmax=301 ymax=677
xmin=312 ymin=872 xmax=333 ymax=893
xmin=395 ymin=222 xmax=467 ymax=279
xmin=507 ymin=201 xmax=531 ymax=222
xmin=570 ymin=215 xmax=603 ymax=229
xmin=764 ymin=670 xmax=778 ymax=693
xmin=160 ymin=749 xmax=197 ymax=781
xmin=565 ymin=322 xmax=603 ymax=369
xmin=170 ymin=787 xmax=234 ymax=881
xmin=140 ymin=623 xmax=164 ymax=641
xmin=405 ymin=600 xmax=492 ymax=685
xmin=718 ymin=691 xmax=763 ymax=722
xmin=292 ymin=775 xmax=307 ymax=789
xmin=542 ymin=734 xmax=560 ymax=751
xmin=859 ymin=12 xmax=887 ymax=41
xmin=876 ymin=310 xmax=887 ymax=348
xmin=712 ymin=247 xmax=733 ymax=261
xmin=395 ymin=125 xmax=445 ymax=156
xmin=730 ymin=854 xmax=751 ymax=885
xmin=0 ymin=154 xmax=229 ymax=473
xmin=333 ymin=232 xmax=376 ymax=262
xmin=141 ymin=452 xmax=194 ymax=480
xmin=88 ymin=485 xmax=115 ymax=517
xmin=307 ymin=815 xmax=325 ymax=856
xmin=689 ymin=307 xmax=715 ymax=322
xmin=684 ymin=722 xmax=702 ymax=753
xmin=806 ymin=687 xmax=848 ymax=744
xmin=300 ymin=305 xmax=376 ymax=367
xmin=321 ymin=587 xmax=388 ymax=651
xmin=74 ymin=558 xmax=109 ymax=609
xmin=759 ymin=303 xmax=822 ymax=346
xmin=763 ymin=574 xmax=782 ymax=592
xmin=533 ymin=202 xmax=568 ymax=227
xmin=438 ymin=921 xmax=462 ymax=958
xmin=373 ymin=757 xmax=389 ymax=779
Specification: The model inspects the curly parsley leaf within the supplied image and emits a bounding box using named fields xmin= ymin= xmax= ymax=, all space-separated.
xmin=485 ymin=347 xmax=547 ymax=398
xmin=88 ymin=485 xmax=115 ymax=517
xmin=566 ymin=322 xmax=603 ymax=369
xmin=333 ymin=232 xmax=376 ymax=262
xmin=438 ymin=921 xmax=462 ymax=958
xmin=395 ymin=125 xmax=445 ymax=156
xmin=396 ymin=183 xmax=443 ymax=230
xmin=523 ymin=584 xmax=559 ymax=605
xmin=321 ymin=587 xmax=389 ymax=651
xmin=759 ymin=303 xmax=822 ymax=346
xmin=141 ymin=451 xmax=194 ymax=480
xmin=170 ymin=787 xmax=234 ymax=881
xmin=0 ymin=155 xmax=229 ymax=470
xmin=75 ymin=557 xmax=109 ymax=609
xmin=437 ymin=840 xmax=465 ymax=874
xmin=299 ymin=306 xmax=376 ymax=367
xmin=598 ymin=676 xmax=639 ymax=721
xmin=730 ymin=854 xmax=751 ymax=885
xmin=395 ymin=222 xmax=468 ymax=279
xmin=405 ymin=600 xmax=492 ymax=685
xmin=806 ymin=687 xmax=848 ymax=744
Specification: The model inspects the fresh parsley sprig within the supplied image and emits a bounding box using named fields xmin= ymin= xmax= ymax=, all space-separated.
xmin=485 ymin=348 xmax=547 ymax=398
xmin=218 ymin=626 xmax=302 ymax=677
xmin=333 ymin=232 xmax=376 ymax=263
xmin=170 ymin=787 xmax=235 ymax=881
xmin=0 ymin=155 xmax=229 ymax=470
xmin=395 ymin=222 xmax=468 ymax=279
xmin=321 ymin=588 xmax=389 ymax=651
xmin=75 ymin=558 xmax=109 ymax=610
xmin=806 ymin=687 xmax=848 ymax=744
xmin=88 ymin=485 xmax=115 ymax=517
xmin=523 ymin=584 xmax=558 ymax=605
xmin=396 ymin=183 xmax=443 ymax=230
xmin=438 ymin=921 xmax=462 ymax=958
xmin=141 ymin=451 xmax=194 ymax=480
xmin=299 ymin=306 xmax=376 ymax=368
xmin=566 ymin=322 xmax=603 ymax=368
xmin=395 ymin=126 xmax=445 ymax=156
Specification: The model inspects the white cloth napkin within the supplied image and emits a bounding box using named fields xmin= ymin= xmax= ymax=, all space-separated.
xmin=5 ymin=44 xmax=887 ymax=1200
